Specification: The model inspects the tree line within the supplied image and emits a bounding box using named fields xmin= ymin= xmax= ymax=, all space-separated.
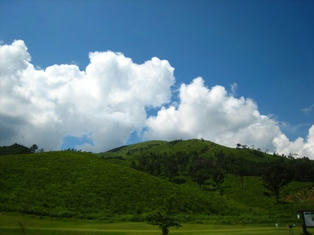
xmin=0 ymin=143 xmax=40 ymax=155
xmin=130 ymin=150 xmax=314 ymax=203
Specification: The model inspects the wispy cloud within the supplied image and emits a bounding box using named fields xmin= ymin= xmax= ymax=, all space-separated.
xmin=230 ymin=82 xmax=238 ymax=96
xmin=302 ymin=104 xmax=314 ymax=114
xmin=279 ymin=121 xmax=311 ymax=135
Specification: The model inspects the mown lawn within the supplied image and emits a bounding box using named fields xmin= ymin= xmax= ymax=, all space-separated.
xmin=0 ymin=213 xmax=311 ymax=235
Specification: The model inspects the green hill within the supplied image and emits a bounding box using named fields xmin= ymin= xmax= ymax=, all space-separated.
xmin=0 ymin=139 xmax=313 ymax=224
xmin=0 ymin=151 xmax=247 ymax=221
xmin=98 ymin=139 xmax=314 ymax=222
xmin=99 ymin=139 xmax=314 ymax=184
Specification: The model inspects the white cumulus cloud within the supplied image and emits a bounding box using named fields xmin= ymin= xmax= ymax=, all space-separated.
xmin=0 ymin=40 xmax=174 ymax=151
xmin=144 ymin=77 xmax=314 ymax=159
xmin=273 ymin=126 xmax=314 ymax=158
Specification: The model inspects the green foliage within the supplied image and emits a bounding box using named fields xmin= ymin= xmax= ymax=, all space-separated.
xmin=0 ymin=143 xmax=32 ymax=155
xmin=100 ymin=139 xmax=314 ymax=183
xmin=171 ymin=176 xmax=186 ymax=185
xmin=211 ymin=169 xmax=225 ymax=195
xmin=99 ymin=139 xmax=314 ymax=223
xmin=146 ymin=198 xmax=181 ymax=235
xmin=288 ymin=157 xmax=314 ymax=182
xmin=262 ymin=160 xmax=293 ymax=203
xmin=0 ymin=151 xmax=243 ymax=220
xmin=189 ymin=157 xmax=212 ymax=188
xmin=146 ymin=209 xmax=181 ymax=235
xmin=29 ymin=144 xmax=38 ymax=153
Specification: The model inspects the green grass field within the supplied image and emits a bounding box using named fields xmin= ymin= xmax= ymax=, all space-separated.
xmin=0 ymin=213 xmax=312 ymax=235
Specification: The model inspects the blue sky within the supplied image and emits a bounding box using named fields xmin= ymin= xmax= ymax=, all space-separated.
xmin=0 ymin=0 xmax=314 ymax=156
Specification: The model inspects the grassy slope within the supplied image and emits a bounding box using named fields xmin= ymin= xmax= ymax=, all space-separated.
xmin=0 ymin=151 xmax=244 ymax=220
xmin=99 ymin=139 xmax=314 ymax=222
xmin=1 ymin=139 xmax=313 ymax=224
xmin=223 ymin=175 xmax=313 ymax=221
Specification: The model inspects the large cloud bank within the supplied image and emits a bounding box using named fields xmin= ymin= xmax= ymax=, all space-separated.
xmin=0 ymin=40 xmax=313 ymax=158
xmin=0 ymin=40 xmax=174 ymax=151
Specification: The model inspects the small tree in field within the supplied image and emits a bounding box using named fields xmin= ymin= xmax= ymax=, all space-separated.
xmin=146 ymin=197 xmax=181 ymax=235
xmin=146 ymin=208 xmax=181 ymax=235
